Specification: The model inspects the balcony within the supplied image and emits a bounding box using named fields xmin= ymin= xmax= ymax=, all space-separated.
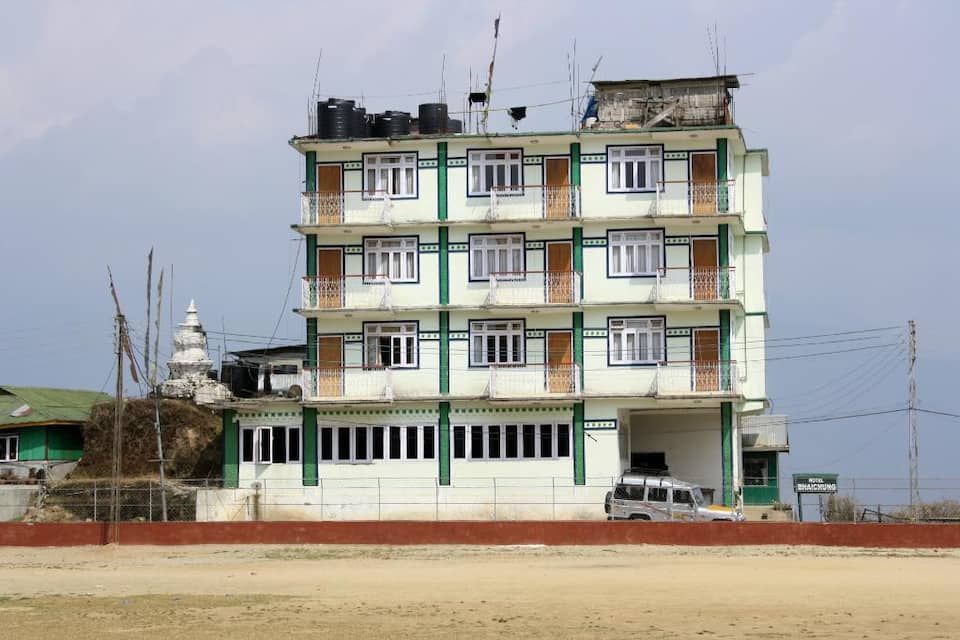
xmin=740 ymin=415 xmax=790 ymax=452
xmin=655 ymin=267 xmax=736 ymax=304
xmin=301 ymin=275 xmax=391 ymax=312
xmin=303 ymin=366 xmax=393 ymax=403
xmin=656 ymin=361 xmax=739 ymax=397
xmin=654 ymin=180 xmax=737 ymax=217
xmin=488 ymin=185 xmax=581 ymax=222
xmin=300 ymin=190 xmax=393 ymax=227
xmin=485 ymin=271 xmax=581 ymax=308
xmin=489 ymin=364 xmax=582 ymax=401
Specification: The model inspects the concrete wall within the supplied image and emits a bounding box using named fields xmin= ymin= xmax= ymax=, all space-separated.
xmin=0 ymin=486 xmax=39 ymax=521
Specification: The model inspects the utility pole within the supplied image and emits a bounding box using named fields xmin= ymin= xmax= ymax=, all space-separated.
xmin=110 ymin=313 xmax=125 ymax=544
xmin=907 ymin=320 xmax=920 ymax=519
xmin=152 ymin=268 xmax=168 ymax=522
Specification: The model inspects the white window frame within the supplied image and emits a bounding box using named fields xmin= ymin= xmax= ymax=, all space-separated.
xmin=456 ymin=423 xmax=571 ymax=461
xmin=363 ymin=237 xmax=417 ymax=282
xmin=469 ymin=149 xmax=523 ymax=195
xmin=469 ymin=234 xmax=525 ymax=280
xmin=319 ymin=425 xmax=435 ymax=464
xmin=240 ymin=426 xmax=301 ymax=464
xmin=364 ymin=322 xmax=418 ymax=369
xmin=607 ymin=145 xmax=662 ymax=192
xmin=608 ymin=230 xmax=663 ymax=276
xmin=363 ymin=153 xmax=417 ymax=199
xmin=470 ymin=320 xmax=525 ymax=366
xmin=608 ymin=317 xmax=665 ymax=365
xmin=0 ymin=434 xmax=18 ymax=462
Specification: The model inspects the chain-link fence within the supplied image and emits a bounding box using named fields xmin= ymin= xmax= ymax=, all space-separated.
xmin=787 ymin=477 xmax=960 ymax=523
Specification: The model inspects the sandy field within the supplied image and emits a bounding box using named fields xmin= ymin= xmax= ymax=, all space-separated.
xmin=0 ymin=544 xmax=957 ymax=639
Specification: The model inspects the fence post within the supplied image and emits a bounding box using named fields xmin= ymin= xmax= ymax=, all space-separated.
xmin=148 ymin=481 xmax=153 ymax=522
xmin=435 ymin=478 xmax=439 ymax=521
xmin=852 ymin=478 xmax=857 ymax=524
xmin=93 ymin=480 xmax=98 ymax=522
xmin=493 ymin=478 xmax=498 ymax=521
xmin=377 ymin=477 xmax=381 ymax=521
xmin=319 ymin=477 xmax=324 ymax=521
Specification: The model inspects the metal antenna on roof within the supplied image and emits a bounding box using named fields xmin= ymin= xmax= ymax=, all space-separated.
xmin=480 ymin=14 xmax=501 ymax=134
xmin=439 ymin=53 xmax=447 ymax=104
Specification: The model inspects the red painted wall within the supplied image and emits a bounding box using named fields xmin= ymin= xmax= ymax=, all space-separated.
xmin=1 ymin=521 xmax=959 ymax=548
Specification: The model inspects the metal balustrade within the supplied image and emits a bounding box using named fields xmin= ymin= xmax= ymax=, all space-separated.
xmin=486 ymin=271 xmax=582 ymax=307
xmin=489 ymin=364 xmax=582 ymax=400
xmin=740 ymin=417 xmax=790 ymax=451
xmin=301 ymin=275 xmax=392 ymax=311
xmin=488 ymin=185 xmax=581 ymax=221
xmin=302 ymin=366 xmax=393 ymax=402
xmin=300 ymin=190 xmax=392 ymax=226
xmin=655 ymin=267 xmax=735 ymax=302
xmin=655 ymin=180 xmax=736 ymax=216
xmin=656 ymin=360 xmax=739 ymax=396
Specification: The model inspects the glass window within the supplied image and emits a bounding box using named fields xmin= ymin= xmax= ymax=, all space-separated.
xmin=406 ymin=426 xmax=419 ymax=460
xmin=608 ymin=230 xmax=662 ymax=276
xmin=470 ymin=234 xmax=524 ymax=279
xmin=257 ymin=427 xmax=272 ymax=463
xmin=320 ymin=427 xmax=333 ymax=461
xmin=505 ymin=425 xmax=519 ymax=458
xmin=364 ymin=322 xmax=417 ymax=368
xmin=672 ymin=489 xmax=693 ymax=506
xmin=609 ymin=317 xmax=665 ymax=364
xmin=539 ymin=424 xmax=553 ymax=458
xmin=607 ymin=146 xmax=662 ymax=192
xmin=470 ymin=425 xmax=484 ymax=459
xmin=389 ymin=426 xmax=402 ymax=460
xmin=422 ymin=426 xmax=435 ymax=460
xmin=453 ymin=426 xmax=466 ymax=459
xmin=469 ymin=149 xmax=523 ymax=195
xmin=372 ymin=426 xmax=384 ymax=460
xmin=363 ymin=153 xmax=417 ymax=197
xmin=488 ymin=425 xmax=501 ymax=459
xmin=337 ymin=427 xmax=350 ymax=461
xmin=363 ymin=237 xmax=417 ymax=282
xmin=556 ymin=424 xmax=570 ymax=458
xmin=240 ymin=425 xmax=299 ymax=464
xmin=241 ymin=429 xmax=255 ymax=463
xmin=522 ymin=425 xmax=536 ymax=458
xmin=647 ymin=487 xmax=668 ymax=502
xmin=355 ymin=427 xmax=368 ymax=460
xmin=470 ymin=320 xmax=524 ymax=366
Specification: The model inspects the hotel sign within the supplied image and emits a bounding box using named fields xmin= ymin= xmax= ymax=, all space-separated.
xmin=792 ymin=473 xmax=839 ymax=494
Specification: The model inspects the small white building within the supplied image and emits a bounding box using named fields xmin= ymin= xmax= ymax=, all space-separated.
xmin=204 ymin=74 xmax=787 ymax=521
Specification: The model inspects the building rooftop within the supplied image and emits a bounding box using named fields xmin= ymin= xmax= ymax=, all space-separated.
xmin=0 ymin=386 xmax=110 ymax=430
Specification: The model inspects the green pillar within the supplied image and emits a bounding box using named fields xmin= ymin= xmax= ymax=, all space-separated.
xmin=302 ymin=407 xmax=318 ymax=486
xmin=305 ymin=151 xmax=316 ymax=192
xmin=721 ymin=402 xmax=733 ymax=506
xmin=570 ymin=142 xmax=581 ymax=186
xmin=573 ymin=311 xmax=584 ymax=391
xmin=438 ymin=401 xmax=451 ymax=486
xmin=222 ymin=409 xmax=238 ymax=488
xmin=573 ymin=402 xmax=585 ymax=485
xmin=716 ymin=138 xmax=728 ymax=213
xmin=438 ymin=227 xmax=449 ymax=305
xmin=306 ymin=318 xmax=317 ymax=368
xmin=718 ymin=223 xmax=729 ymax=299
xmin=439 ymin=311 xmax=450 ymax=395
xmin=719 ymin=309 xmax=731 ymax=391
xmin=437 ymin=142 xmax=448 ymax=221
xmin=573 ymin=226 xmax=583 ymax=299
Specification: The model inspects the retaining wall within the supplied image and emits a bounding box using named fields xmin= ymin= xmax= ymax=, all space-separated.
xmin=1 ymin=521 xmax=959 ymax=548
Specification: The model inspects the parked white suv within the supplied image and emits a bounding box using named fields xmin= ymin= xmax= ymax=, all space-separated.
xmin=604 ymin=471 xmax=744 ymax=521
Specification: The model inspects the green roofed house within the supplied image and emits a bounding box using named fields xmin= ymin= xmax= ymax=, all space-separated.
xmin=0 ymin=386 xmax=110 ymax=482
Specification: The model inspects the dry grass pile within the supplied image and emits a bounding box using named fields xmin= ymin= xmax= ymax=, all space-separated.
xmin=75 ymin=399 xmax=221 ymax=479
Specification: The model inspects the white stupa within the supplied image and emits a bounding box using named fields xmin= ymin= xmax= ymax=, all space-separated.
xmin=161 ymin=300 xmax=230 ymax=403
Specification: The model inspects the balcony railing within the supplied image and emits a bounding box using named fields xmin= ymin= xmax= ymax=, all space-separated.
xmin=301 ymin=275 xmax=391 ymax=311
xmin=740 ymin=416 xmax=790 ymax=451
xmin=655 ymin=267 xmax=735 ymax=303
xmin=656 ymin=360 xmax=738 ymax=396
xmin=489 ymin=364 xmax=581 ymax=400
xmin=300 ymin=190 xmax=393 ymax=226
xmin=655 ymin=180 xmax=736 ymax=216
xmin=488 ymin=185 xmax=581 ymax=221
xmin=303 ymin=366 xmax=393 ymax=402
xmin=486 ymin=271 xmax=582 ymax=307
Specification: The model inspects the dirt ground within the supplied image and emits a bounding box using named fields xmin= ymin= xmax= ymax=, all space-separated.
xmin=0 ymin=545 xmax=957 ymax=639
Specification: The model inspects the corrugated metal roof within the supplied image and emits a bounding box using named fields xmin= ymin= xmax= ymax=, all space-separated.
xmin=0 ymin=386 xmax=111 ymax=429
xmin=592 ymin=75 xmax=740 ymax=89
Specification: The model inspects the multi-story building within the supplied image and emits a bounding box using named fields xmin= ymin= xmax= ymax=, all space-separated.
xmin=215 ymin=74 xmax=787 ymax=519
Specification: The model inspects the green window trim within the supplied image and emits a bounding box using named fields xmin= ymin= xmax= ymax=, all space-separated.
xmin=438 ymin=401 xmax=451 ymax=486
xmin=721 ymin=402 xmax=733 ymax=506
xmin=302 ymin=408 xmax=318 ymax=486
xmin=573 ymin=402 xmax=585 ymax=485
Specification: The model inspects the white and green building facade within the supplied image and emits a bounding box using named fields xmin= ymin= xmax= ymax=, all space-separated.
xmin=215 ymin=77 xmax=784 ymax=519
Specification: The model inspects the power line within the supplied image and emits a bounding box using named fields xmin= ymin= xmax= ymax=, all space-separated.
xmin=917 ymin=408 xmax=960 ymax=420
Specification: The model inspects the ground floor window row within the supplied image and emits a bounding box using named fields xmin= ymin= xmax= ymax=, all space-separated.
xmin=0 ymin=434 xmax=18 ymax=462
xmin=239 ymin=423 xmax=571 ymax=464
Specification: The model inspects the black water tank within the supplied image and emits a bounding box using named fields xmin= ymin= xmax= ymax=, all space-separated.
xmin=351 ymin=107 xmax=368 ymax=138
xmin=373 ymin=111 xmax=411 ymax=137
xmin=325 ymin=98 xmax=355 ymax=139
xmin=316 ymin=101 xmax=329 ymax=139
xmin=447 ymin=118 xmax=463 ymax=134
xmin=418 ymin=103 xmax=448 ymax=134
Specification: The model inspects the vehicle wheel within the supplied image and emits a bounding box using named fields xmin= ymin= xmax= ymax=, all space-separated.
xmin=628 ymin=514 xmax=651 ymax=521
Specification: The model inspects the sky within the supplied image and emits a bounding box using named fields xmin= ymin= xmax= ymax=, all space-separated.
xmin=1 ymin=0 xmax=958 ymax=490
